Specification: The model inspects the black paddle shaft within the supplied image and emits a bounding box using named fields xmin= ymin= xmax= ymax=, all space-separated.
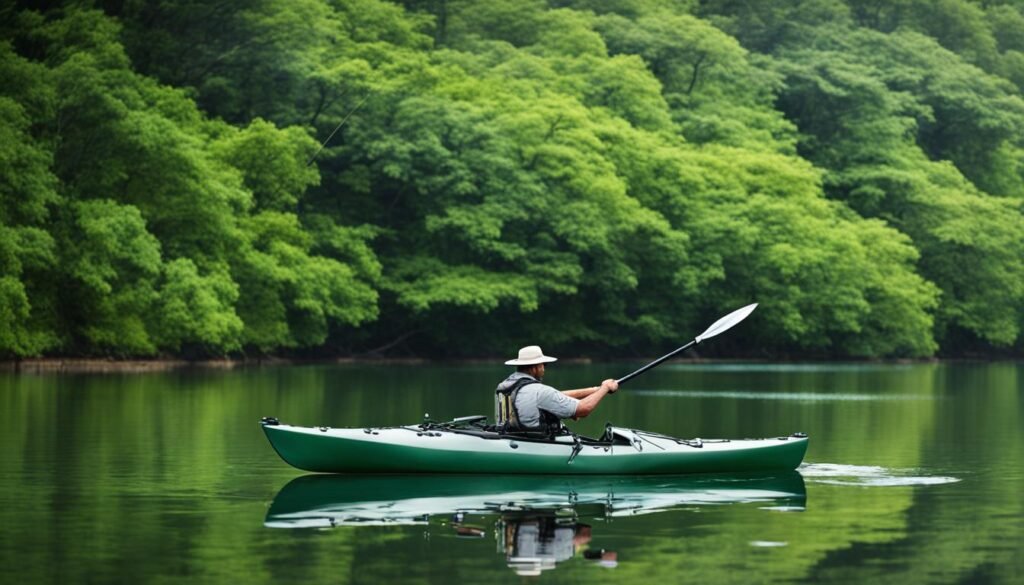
xmin=615 ymin=339 xmax=698 ymax=385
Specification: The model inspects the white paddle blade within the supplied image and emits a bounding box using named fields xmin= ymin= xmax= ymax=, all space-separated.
xmin=695 ymin=303 xmax=758 ymax=344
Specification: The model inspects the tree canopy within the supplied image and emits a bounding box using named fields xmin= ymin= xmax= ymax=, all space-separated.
xmin=2 ymin=0 xmax=1022 ymax=358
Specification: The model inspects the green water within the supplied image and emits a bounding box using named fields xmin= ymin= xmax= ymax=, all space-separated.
xmin=1 ymin=362 xmax=1021 ymax=584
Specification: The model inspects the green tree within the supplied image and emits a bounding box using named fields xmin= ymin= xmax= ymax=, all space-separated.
xmin=2 ymin=0 xmax=1022 ymax=358
xmin=0 ymin=43 xmax=60 ymax=356
xmin=212 ymin=118 xmax=320 ymax=212
xmin=62 ymin=200 xmax=162 ymax=354
xmin=770 ymin=28 xmax=1024 ymax=347
xmin=153 ymin=259 xmax=244 ymax=353
xmin=232 ymin=211 xmax=379 ymax=350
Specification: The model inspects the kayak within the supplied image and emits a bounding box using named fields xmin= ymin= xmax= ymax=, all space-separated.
xmin=265 ymin=471 xmax=807 ymax=527
xmin=260 ymin=416 xmax=809 ymax=475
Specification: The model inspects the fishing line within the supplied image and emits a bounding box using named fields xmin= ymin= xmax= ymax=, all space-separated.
xmin=306 ymin=91 xmax=374 ymax=166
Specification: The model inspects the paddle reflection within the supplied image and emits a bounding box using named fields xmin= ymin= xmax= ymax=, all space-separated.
xmin=265 ymin=472 xmax=806 ymax=573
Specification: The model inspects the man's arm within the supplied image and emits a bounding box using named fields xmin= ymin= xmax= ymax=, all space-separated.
xmin=562 ymin=381 xmax=621 ymax=399
xmin=573 ymin=379 xmax=619 ymax=419
xmin=562 ymin=386 xmax=601 ymax=399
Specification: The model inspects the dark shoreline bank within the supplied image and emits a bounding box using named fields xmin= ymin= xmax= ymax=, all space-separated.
xmin=7 ymin=354 xmax=1011 ymax=375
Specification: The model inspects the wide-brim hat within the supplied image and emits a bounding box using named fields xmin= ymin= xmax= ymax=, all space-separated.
xmin=505 ymin=345 xmax=558 ymax=366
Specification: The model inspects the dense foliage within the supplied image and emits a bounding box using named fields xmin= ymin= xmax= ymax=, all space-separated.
xmin=1 ymin=0 xmax=1022 ymax=358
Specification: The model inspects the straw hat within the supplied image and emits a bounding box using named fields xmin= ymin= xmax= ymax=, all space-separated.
xmin=505 ymin=345 xmax=558 ymax=366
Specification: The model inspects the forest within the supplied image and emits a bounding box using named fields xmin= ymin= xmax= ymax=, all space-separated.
xmin=1 ymin=0 xmax=1023 ymax=359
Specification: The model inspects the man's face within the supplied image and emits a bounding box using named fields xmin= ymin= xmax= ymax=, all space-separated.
xmin=533 ymin=364 xmax=546 ymax=379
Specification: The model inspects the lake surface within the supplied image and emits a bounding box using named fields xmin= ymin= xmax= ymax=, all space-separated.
xmin=1 ymin=362 xmax=1021 ymax=584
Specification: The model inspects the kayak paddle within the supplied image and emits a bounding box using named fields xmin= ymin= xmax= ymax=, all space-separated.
xmin=616 ymin=303 xmax=758 ymax=385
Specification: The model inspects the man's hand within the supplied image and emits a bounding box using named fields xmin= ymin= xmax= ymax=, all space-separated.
xmin=601 ymin=379 xmax=619 ymax=394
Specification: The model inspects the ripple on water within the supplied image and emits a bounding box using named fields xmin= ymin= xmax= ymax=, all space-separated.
xmin=799 ymin=463 xmax=961 ymax=487
xmin=631 ymin=389 xmax=932 ymax=402
xmin=749 ymin=541 xmax=788 ymax=547
xmin=662 ymin=364 xmax=913 ymax=373
xmin=759 ymin=506 xmax=806 ymax=512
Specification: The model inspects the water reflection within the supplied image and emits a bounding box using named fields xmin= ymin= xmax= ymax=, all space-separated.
xmin=3 ymin=363 xmax=1020 ymax=584
xmin=266 ymin=473 xmax=807 ymax=527
xmin=266 ymin=473 xmax=806 ymax=574
xmin=497 ymin=513 xmax=616 ymax=576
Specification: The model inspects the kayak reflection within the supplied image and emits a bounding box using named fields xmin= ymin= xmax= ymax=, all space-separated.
xmin=265 ymin=472 xmax=806 ymax=527
xmin=266 ymin=473 xmax=804 ymax=575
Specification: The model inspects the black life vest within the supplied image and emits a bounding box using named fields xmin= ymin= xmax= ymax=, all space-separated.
xmin=495 ymin=376 xmax=563 ymax=435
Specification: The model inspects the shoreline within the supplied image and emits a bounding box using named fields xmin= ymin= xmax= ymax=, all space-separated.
xmin=4 ymin=354 xmax=1013 ymax=375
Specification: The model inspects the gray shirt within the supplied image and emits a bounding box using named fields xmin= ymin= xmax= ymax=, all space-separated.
xmin=495 ymin=372 xmax=579 ymax=428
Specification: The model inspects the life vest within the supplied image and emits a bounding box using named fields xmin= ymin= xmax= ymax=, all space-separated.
xmin=495 ymin=376 xmax=563 ymax=435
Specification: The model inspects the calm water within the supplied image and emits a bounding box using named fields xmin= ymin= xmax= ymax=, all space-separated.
xmin=1 ymin=362 xmax=1021 ymax=584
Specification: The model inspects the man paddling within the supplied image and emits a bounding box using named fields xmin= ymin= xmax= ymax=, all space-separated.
xmin=496 ymin=346 xmax=618 ymax=434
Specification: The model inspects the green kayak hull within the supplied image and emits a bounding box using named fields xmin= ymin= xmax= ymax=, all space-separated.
xmin=262 ymin=420 xmax=809 ymax=475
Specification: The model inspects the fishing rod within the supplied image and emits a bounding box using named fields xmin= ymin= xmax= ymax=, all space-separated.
xmin=306 ymin=91 xmax=374 ymax=167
